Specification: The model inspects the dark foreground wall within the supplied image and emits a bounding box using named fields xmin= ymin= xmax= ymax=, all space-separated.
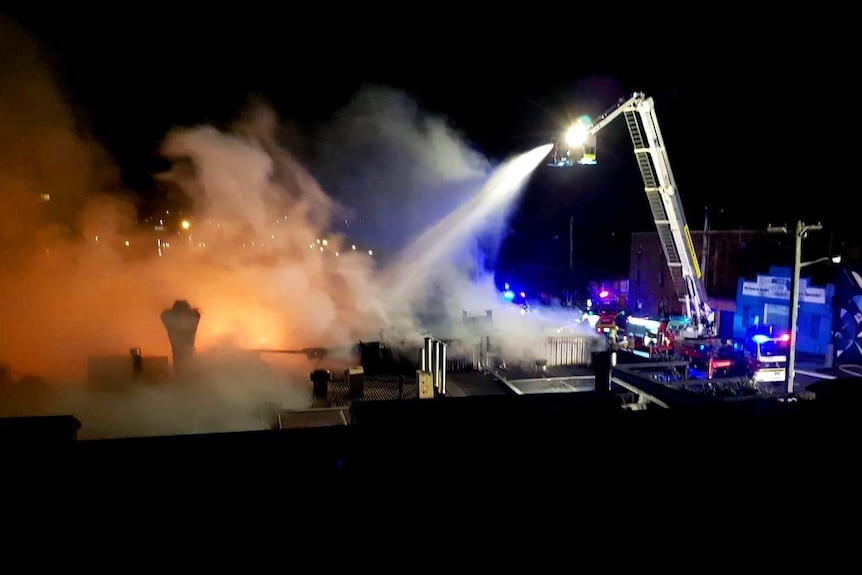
xmin=4 ymin=387 xmax=860 ymax=495
xmin=4 ymin=393 xmax=859 ymax=557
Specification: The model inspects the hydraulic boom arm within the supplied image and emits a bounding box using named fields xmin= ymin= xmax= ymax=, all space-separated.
xmin=560 ymin=92 xmax=715 ymax=338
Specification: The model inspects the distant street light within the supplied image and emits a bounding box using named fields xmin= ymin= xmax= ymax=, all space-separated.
xmin=767 ymin=221 xmax=826 ymax=394
xmin=180 ymin=220 xmax=192 ymax=244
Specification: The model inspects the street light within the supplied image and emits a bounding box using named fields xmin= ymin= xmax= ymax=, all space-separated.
xmin=180 ymin=219 xmax=192 ymax=244
xmin=808 ymin=255 xmax=842 ymax=367
xmin=767 ymin=221 xmax=825 ymax=395
xmin=801 ymin=255 xmax=841 ymax=269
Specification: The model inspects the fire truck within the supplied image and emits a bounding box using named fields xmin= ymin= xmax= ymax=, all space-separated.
xmin=676 ymin=337 xmax=737 ymax=375
xmin=549 ymin=92 xmax=788 ymax=381
xmin=621 ymin=316 xmax=676 ymax=359
xmin=550 ymin=92 xmax=716 ymax=343
xmin=677 ymin=329 xmax=790 ymax=382
xmin=582 ymin=289 xmax=626 ymax=340
xmin=741 ymin=327 xmax=791 ymax=383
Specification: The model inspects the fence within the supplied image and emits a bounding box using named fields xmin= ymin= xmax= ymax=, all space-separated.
xmin=442 ymin=334 xmax=605 ymax=371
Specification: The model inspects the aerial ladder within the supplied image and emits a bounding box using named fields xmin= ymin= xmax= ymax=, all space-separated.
xmin=550 ymin=92 xmax=716 ymax=339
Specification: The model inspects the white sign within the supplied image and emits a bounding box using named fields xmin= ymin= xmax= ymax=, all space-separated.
xmin=741 ymin=275 xmax=826 ymax=305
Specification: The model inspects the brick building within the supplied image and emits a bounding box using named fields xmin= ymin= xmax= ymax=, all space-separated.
xmin=627 ymin=230 xmax=777 ymax=336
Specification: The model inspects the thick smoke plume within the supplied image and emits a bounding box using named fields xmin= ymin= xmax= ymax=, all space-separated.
xmin=0 ymin=18 xmax=597 ymax=439
xmin=0 ymin=17 xmax=388 ymax=437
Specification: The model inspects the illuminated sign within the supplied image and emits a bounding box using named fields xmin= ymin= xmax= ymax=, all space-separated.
xmin=741 ymin=275 xmax=826 ymax=304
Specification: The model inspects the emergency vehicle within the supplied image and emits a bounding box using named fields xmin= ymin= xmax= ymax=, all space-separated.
xmin=676 ymin=329 xmax=789 ymax=382
xmin=676 ymin=337 xmax=745 ymax=378
xmin=583 ymin=290 xmax=626 ymax=340
xmin=549 ymin=93 xmax=804 ymax=386
xmin=500 ymin=283 xmax=530 ymax=315
xmin=622 ymin=316 xmax=676 ymax=359
xmin=742 ymin=330 xmax=790 ymax=383
xmin=549 ymin=92 xmax=716 ymax=341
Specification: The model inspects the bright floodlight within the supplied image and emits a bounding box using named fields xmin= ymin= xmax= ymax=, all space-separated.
xmin=565 ymin=121 xmax=589 ymax=147
xmin=832 ymin=255 xmax=842 ymax=264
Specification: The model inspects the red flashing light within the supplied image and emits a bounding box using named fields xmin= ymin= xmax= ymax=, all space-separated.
xmin=779 ymin=333 xmax=791 ymax=342
xmin=599 ymin=290 xmax=609 ymax=299
xmin=708 ymin=358 xmax=734 ymax=378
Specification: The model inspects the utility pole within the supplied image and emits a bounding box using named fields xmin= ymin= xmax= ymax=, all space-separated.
xmin=768 ymin=221 xmax=823 ymax=395
xmin=787 ymin=223 xmax=804 ymax=395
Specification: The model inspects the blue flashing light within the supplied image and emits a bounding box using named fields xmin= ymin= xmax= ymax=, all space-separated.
xmin=752 ymin=334 xmax=769 ymax=344
xmin=503 ymin=290 xmax=515 ymax=301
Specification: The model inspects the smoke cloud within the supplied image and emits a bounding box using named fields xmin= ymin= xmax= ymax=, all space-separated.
xmin=0 ymin=17 xmax=387 ymax=437
xmin=311 ymin=85 xmax=535 ymax=323
xmin=0 ymin=18 xmax=598 ymax=439
xmin=312 ymin=86 xmax=492 ymax=259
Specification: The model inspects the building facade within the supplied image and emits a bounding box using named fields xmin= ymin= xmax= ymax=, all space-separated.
xmin=628 ymin=230 xmax=770 ymax=335
xmin=733 ymin=266 xmax=835 ymax=355
xmin=628 ymin=229 xmax=856 ymax=356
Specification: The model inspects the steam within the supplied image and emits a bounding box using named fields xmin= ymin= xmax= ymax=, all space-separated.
xmin=0 ymin=18 xmax=598 ymax=439
xmin=0 ymin=17 xmax=388 ymax=437
xmin=311 ymin=85 xmax=542 ymax=327
xmin=312 ymin=86 xmax=491 ymax=258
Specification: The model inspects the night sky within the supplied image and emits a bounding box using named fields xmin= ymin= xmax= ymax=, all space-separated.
xmin=3 ymin=6 xmax=858 ymax=282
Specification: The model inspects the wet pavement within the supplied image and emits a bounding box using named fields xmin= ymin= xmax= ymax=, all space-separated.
xmin=788 ymin=352 xmax=861 ymax=394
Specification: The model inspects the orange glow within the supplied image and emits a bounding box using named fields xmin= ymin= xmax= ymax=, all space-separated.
xmin=0 ymin=21 xmax=582 ymax=439
xmin=0 ymin=20 xmax=390 ymax=431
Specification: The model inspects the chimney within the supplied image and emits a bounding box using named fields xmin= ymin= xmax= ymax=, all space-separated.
xmin=160 ymin=300 xmax=201 ymax=373
xmin=130 ymin=347 xmax=143 ymax=378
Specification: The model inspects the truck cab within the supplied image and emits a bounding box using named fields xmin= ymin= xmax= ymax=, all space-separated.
xmin=623 ymin=316 xmax=676 ymax=358
xmin=742 ymin=330 xmax=790 ymax=383
xmin=583 ymin=290 xmax=625 ymax=340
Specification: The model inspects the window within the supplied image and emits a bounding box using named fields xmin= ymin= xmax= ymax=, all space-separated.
xmin=659 ymin=271 xmax=665 ymax=287
xmin=764 ymin=303 xmax=789 ymax=330
xmin=636 ymin=270 xmax=641 ymax=285
xmin=637 ymin=243 xmax=643 ymax=257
